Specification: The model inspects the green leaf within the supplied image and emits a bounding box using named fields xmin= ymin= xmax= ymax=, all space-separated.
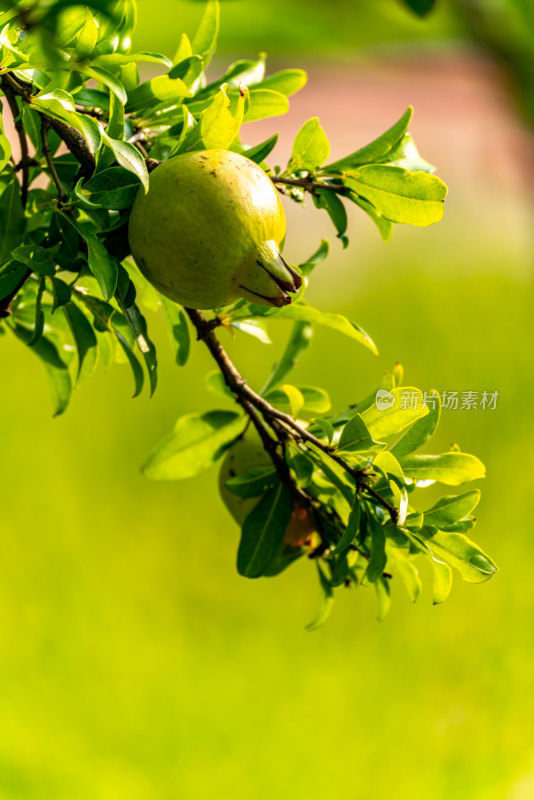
xmin=243 ymin=89 xmax=289 ymax=123
xmin=113 ymin=326 xmax=144 ymax=398
xmin=331 ymin=499 xmax=361 ymax=556
xmin=261 ymin=321 xmax=313 ymax=393
xmin=0 ymin=262 xmax=28 ymax=303
xmin=337 ymin=413 xmax=383 ymax=453
xmin=344 ymin=166 xmax=447 ymax=226
xmin=419 ymin=528 xmax=498 ymax=583
xmin=349 ymin=194 xmax=393 ymax=242
xmin=49 ymin=276 xmax=71 ymax=311
xmin=237 ymin=483 xmax=293 ymax=578
xmin=82 ymin=167 xmax=141 ymax=210
xmin=366 ymin=519 xmax=387 ymax=583
xmin=106 ymin=90 xmax=125 ymax=141
xmin=226 ymin=466 xmax=278 ymax=498
xmin=260 ymin=303 xmax=378 ymax=355
xmin=0 ymin=178 xmax=25 ymax=263
xmin=84 ymin=234 xmax=118 ymax=301
xmin=63 ymin=300 xmax=98 ymax=383
xmin=423 ymin=490 xmax=481 ymax=527
xmin=11 ymin=324 xmax=71 ymax=415
xmin=360 ymin=387 xmax=427 ymax=440
xmin=191 ymin=0 xmax=220 ymax=68
xmin=81 ymin=66 xmax=127 ymax=104
xmin=401 ymin=452 xmax=486 ymax=485
xmin=168 ymin=53 xmax=203 ymax=83
xmin=256 ymin=69 xmax=307 ymax=97
xmin=402 ymin=0 xmax=437 ymax=17
xmin=101 ymin=134 xmax=149 ymax=192
xmin=306 ymin=562 xmax=335 ymax=631
xmin=264 ymin=385 xmax=330 ymax=416
xmin=11 ymin=245 xmax=55 ymax=276
xmin=241 ymin=133 xmax=278 ymax=164
xmin=326 ymin=107 xmax=413 ymax=171
xmin=230 ymin=319 xmax=271 ymax=344
xmin=313 ymin=189 xmax=348 ymax=246
xmin=375 ymin=577 xmax=391 ymax=621
xmin=116 ymin=290 xmax=158 ymax=397
xmin=125 ymin=74 xmax=192 ymax=113
xmin=387 ymin=549 xmax=422 ymax=602
xmin=386 ymin=133 xmax=435 ymax=173
xmin=390 ymin=389 xmax=440 ymax=458
xmin=200 ymin=85 xmax=244 ymax=149
xmin=143 ymin=410 xmax=246 ymax=480
xmin=27 ymin=276 xmax=45 ymax=346
xmin=94 ymin=51 xmax=173 ymax=69
xmin=299 ymin=239 xmax=329 ymax=277
xmin=161 ymin=297 xmax=190 ymax=366
xmin=0 ymin=114 xmax=12 ymax=173
xmin=288 ymin=117 xmax=330 ymax=173
xmin=431 ymin=559 xmax=453 ymax=604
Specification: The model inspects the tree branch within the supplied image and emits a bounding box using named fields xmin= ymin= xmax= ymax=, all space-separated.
xmin=40 ymin=116 xmax=67 ymax=203
xmin=184 ymin=308 xmax=398 ymax=525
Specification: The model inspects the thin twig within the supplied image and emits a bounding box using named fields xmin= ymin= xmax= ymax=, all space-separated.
xmin=1 ymin=75 xmax=30 ymax=206
xmin=271 ymin=175 xmax=349 ymax=196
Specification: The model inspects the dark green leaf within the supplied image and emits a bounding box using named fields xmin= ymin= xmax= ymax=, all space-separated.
xmin=366 ymin=518 xmax=387 ymax=583
xmin=237 ymin=484 xmax=293 ymax=578
xmin=0 ymin=262 xmax=27 ymax=303
xmin=11 ymin=324 xmax=71 ymax=415
xmin=113 ymin=326 xmax=144 ymax=398
xmin=83 ymin=167 xmax=141 ymax=210
xmin=117 ymin=290 xmax=158 ymax=396
xmin=331 ymin=499 xmax=361 ymax=556
xmin=63 ymin=300 xmax=98 ymax=383
xmin=83 ymin=234 xmax=118 ymax=301
xmin=0 ymin=177 xmax=25 ymax=263
xmin=102 ymin=134 xmax=149 ymax=192
xmin=226 ymin=466 xmax=278 ymax=498
xmin=241 ymin=133 xmax=278 ymax=164
xmin=27 ymin=276 xmax=45 ymax=346
xmin=401 ymin=0 xmax=437 ymax=17
xmin=161 ymin=297 xmax=190 ymax=366
xmin=313 ymin=189 xmax=348 ymax=246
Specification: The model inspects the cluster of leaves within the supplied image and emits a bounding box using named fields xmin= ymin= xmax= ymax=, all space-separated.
xmin=0 ymin=0 xmax=496 ymax=623
xmin=143 ymin=246 xmax=497 ymax=625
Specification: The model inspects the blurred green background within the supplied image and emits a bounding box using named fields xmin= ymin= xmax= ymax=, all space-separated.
xmin=1 ymin=1 xmax=534 ymax=798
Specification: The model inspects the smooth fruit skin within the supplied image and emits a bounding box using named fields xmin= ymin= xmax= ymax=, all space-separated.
xmin=219 ymin=429 xmax=317 ymax=547
xmin=128 ymin=149 xmax=302 ymax=310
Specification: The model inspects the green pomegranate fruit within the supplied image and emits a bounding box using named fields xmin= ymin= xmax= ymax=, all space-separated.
xmin=128 ymin=149 xmax=302 ymax=309
xmin=219 ymin=428 xmax=317 ymax=548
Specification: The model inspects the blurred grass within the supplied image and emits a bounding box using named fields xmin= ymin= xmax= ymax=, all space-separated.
xmin=1 ymin=1 xmax=534 ymax=798
xmin=1 ymin=226 xmax=532 ymax=798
